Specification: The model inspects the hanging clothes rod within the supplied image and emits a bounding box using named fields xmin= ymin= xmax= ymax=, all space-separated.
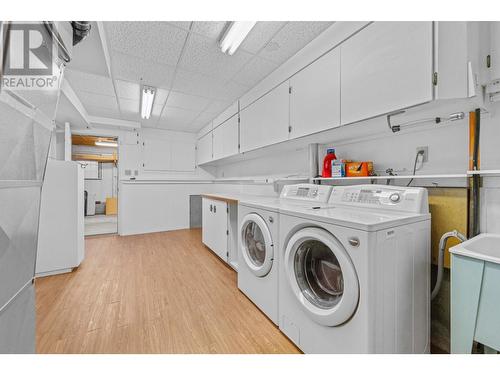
xmin=387 ymin=110 xmax=465 ymax=133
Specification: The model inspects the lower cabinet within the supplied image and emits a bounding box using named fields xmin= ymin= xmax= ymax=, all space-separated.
xmin=202 ymin=197 xmax=228 ymax=262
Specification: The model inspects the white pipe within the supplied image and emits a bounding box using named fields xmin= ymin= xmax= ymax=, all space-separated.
xmin=431 ymin=230 xmax=467 ymax=300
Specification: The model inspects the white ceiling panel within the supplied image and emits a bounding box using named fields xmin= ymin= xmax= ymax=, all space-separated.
xmin=203 ymin=100 xmax=232 ymax=114
xmin=68 ymin=22 xmax=109 ymax=76
xmin=172 ymin=69 xmax=223 ymax=99
xmin=191 ymin=21 xmax=227 ymax=40
xmin=215 ymin=80 xmax=250 ymax=101
xmin=65 ymin=69 xmax=116 ymax=96
xmin=161 ymin=106 xmax=202 ymax=125
xmin=105 ymin=22 xmax=188 ymax=66
xmin=165 ymin=91 xmax=211 ymax=111
xmin=232 ymin=56 xmax=279 ymax=87
xmin=118 ymin=97 xmax=139 ymax=115
xmin=85 ymin=105 xmax=121 ymax=119
xmin=76 ymin=91 xmax=119 ymax=110
xmin=191 ymin=111 xmax=216 ymax=127
xmin=152 ymin=103 xmax=165 ymax=118
xmin=179 ymin=33 xmax=254 ymax=78
xmin=239 ymin=21 xmax=286 ymax=54
xmin=168 ymin=21 xmax=192 ymax=31
xmin=110 ymin=51 xmax=176 ymax=89
xmin=258 ymin=21 xmax=333 ymax=65
xmin=115 ymin=79 xmax=140 ymax=100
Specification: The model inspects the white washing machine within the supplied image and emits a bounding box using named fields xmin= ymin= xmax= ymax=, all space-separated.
xmin=278 ymin=185 xmax=431 ymax=353
xmin=237 ymin=184 xmax=332 ymax=325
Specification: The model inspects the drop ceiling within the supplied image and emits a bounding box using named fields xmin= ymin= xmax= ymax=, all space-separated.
xmin=62 ymin=21 xmax=333 ymax=132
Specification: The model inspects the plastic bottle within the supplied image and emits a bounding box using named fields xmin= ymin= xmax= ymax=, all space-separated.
xmin=322 ymin=148 xmax=337 ymax=178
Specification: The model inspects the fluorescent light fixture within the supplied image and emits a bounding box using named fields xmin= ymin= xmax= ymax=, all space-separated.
xmin=95 ymin=141 xmax=118 ymax=148
xmin=220 ymin=21 xmax=256 ymax=55
xmin=141 ymin=86 xmax=156 ymax=119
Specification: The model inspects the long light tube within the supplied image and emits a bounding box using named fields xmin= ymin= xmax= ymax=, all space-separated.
xmin=95 ymin=141 xmax=118 ymax=148
xmin=141 ymin=86 xmax=156 ymax=119
xmin=220 ymin=21 xmax=256 ymax=55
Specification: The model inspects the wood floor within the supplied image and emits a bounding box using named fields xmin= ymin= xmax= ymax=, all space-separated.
xmin=35 ymin=229 xmax=300 ymax=354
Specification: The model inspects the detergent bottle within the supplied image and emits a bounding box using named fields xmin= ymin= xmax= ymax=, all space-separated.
xmin=322 ymin=148 xmax=337 ymax=178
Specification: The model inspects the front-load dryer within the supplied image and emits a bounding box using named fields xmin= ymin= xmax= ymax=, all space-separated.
xmin=237 ymin=184 xmax=332 ymax=325
xmin=278 ymin=185 xmax=431 ymax=353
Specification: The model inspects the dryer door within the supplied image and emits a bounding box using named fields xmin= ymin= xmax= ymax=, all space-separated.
xmin=285 ymin=227 xmax=359 ymax=326
xmin=239 ymin=213 xmax=274 ymax=277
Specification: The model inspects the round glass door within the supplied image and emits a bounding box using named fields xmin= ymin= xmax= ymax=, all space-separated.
xmin=239 ymin=213 xmax=273 ymax=277
xmin=285 ymin=227 xmax=359 ymax=326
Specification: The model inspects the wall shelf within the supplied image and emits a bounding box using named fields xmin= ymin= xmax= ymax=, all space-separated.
xmin=312 ymin=174 xmax=468 ymax=181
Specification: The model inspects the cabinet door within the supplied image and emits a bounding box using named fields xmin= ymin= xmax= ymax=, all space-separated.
xmin=341 ymin=22 xmax=433 ymax=125
xmin=196 ymin=132 xmax=212 ymax=165
xmin=211 ymin=200 xmax=228 ymax=261
xmin=239 ymin=81 xmax=290 ymax=153
xmin=213 ymin=115 xmax=239 ymax=161
xmin=202 ymin=198 xmax=214 ymax=249
xmin=491 ymin=22 xmax=500 ymax=81
xmin=290 ymin=48 xmax=341 ymax=139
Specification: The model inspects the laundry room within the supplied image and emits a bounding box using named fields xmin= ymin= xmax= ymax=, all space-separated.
xmin=1 ymin=1 xmax=500 ymax=374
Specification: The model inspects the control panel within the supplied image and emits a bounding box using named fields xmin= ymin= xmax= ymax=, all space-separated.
xmin=328 ymin=185 xmax=429 ymax=213
xmin=280 ymin=184 xmax=332 ymax=203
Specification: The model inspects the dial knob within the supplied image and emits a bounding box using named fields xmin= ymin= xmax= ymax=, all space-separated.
xmin=389 ymin=193 xmax=401 ymax=203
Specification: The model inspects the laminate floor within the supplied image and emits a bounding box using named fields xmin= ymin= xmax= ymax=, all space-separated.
xmin=35 ymin=229 xmax=300 ymax=354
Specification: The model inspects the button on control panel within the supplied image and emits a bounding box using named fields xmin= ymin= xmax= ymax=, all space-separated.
xmin=340 ymin=188 xmax=405 ymax=206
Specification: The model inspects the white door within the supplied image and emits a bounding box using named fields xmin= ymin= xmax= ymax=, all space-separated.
xmin=239 ymin=213 xmax=274 ymax=277
xmin=284 ymin=227 xmax=359 ymax=327
xmin=239 ymin=81 xmax=290 ymax=153
xmin=213 ymin=114 xmax=239 ymax=161
xmin=341 ymin=22 xmax=433 ymax=125
xmin=211 ymin=200 xmax=228 ymax=261
xmin=196 ymin=132 xmax=212 ymax=165
xmin=289 ymin=48 xmax=341 ymax=139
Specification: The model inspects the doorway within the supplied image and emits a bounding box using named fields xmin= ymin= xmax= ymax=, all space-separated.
xmin=72 ymin=135 xmax=119 ymax=236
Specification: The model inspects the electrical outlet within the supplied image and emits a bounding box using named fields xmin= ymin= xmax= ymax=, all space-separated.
xmin=416 ymin=146 xmax=429 ymax=163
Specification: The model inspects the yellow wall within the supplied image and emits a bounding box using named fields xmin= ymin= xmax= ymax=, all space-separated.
xmin=428 ymin=188 xmax=468 ymax=268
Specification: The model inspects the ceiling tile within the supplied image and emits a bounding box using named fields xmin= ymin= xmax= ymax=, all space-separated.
xmin=203 ymin=100 xmax=232 ymax=114
xmin=190 ymin=111 xmax=217 ymax=128
xmin=118 ymin=97 xmax=139 ymax=115
xmin=77 ymin=91 xmax=118 ymax=110
xmin=65 ymin=69 xmax=115 ymax=96
xmin=216 ymin=80 xmax=250 ymax=101
xmin=172 ymin=69 xmax=222 ymax=99
xmin=166 ymin=91 xmax=211 ymax=111
xmin=191 ymin=21 xmax=227 ymax=40
xmin=110 ymin=51 xmax=176 ymax=89
xmin=168 ymin=21 xmax=192 ymax=31
xmin=85 ymin=105 xmax=121 ymax=119
xmin=240 ymin=22 xmax=286 ymax=54
xmin=179 ymin=33 xmax=254 ymax=78
xmin=152 ymin=103 xmax=165 ymax=118
xmin=105 ymin=22 xmax=188 ymax=66
xmin=140 ymin=115 xmax=161 ymax=128
xmin=259 ymin=21 xmax=333 ymax=65
xmin=161 ymin=106 xmax=202 ymax=125
xmin=233 ymin=56 xmax=279 ymax=87
xmin=115 ymin=79 xmax=140 ymax=100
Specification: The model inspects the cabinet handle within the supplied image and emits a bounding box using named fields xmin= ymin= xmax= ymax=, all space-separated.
xmin=214 ymin=205 xmax=217 ymax=213
xmin=210 ymin=204 xmax=213 ymax=212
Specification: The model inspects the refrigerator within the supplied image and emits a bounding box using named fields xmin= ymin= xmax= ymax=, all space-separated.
xmin=0 ymin=22 xmax=69 ymax=353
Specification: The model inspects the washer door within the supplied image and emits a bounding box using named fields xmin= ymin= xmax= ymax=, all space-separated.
xmin=239 ymin=213 xmax=273 ymax=277
xmin=285 ymin=227 xmax=359 ymax=326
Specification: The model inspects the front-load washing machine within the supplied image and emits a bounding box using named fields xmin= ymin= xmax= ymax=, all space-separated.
xmin=237 ymin=184 xmax=332 ymax=325
xmin=278 ymin=185 xmax=431 ymax=353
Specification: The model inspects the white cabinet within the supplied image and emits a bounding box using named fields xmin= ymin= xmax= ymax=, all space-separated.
xmin=239 ymin=81 xmax=290 ymax=153
xmin=490 ymin=22 xmax=500 ymax=81
xmin=143 ymin=137 xmax=196 ymax=171
xmin=340 ymin=22 xmax=433 ymax=125
xmin=213 ymin=115 xmax=239 ymax=161
xmin=196 ymin=132 xmax=212 ymax=165
xmin=202 ymin=197 xmax=228 ymax=262
xmin=289 ymin=48 xmax=341 ymax=139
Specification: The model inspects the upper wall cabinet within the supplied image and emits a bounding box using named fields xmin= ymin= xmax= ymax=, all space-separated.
xmin=239 ymin=81 xmax=290 ymax=153
xmin=213 ymin=115 xmax=239 ymax=161
xmin=490 ymin=22 xmax=500 ymax=81
xmin=196 ymin=132 xmax=212 ymax=165
xmin=289 ymin=48 xmax=341 ymax=139
xmin=143 ymin=137 xmax=196 ymax=172
xmin=341 ymin=22 xmax=434 ymax=125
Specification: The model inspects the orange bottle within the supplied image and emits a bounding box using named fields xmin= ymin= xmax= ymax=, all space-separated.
xmin=322 ymin=148 xmax=337 ymax=178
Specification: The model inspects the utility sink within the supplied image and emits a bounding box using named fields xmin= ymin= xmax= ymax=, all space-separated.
xmin=450 ymin=233 xmax=500 ymax=265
